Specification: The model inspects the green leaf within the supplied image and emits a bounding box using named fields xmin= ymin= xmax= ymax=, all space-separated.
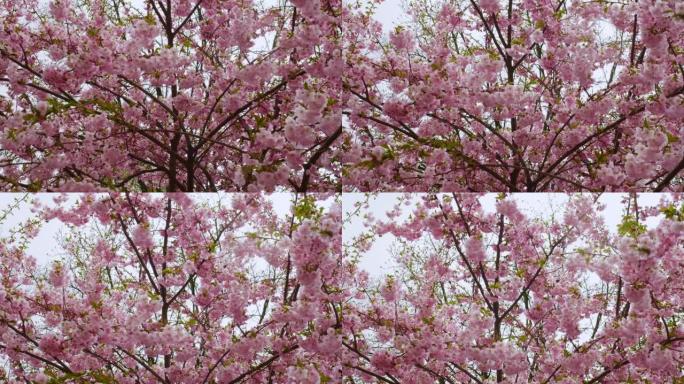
xmin=46 ymin=372 xmax=84 ymax=384
xmin=92 ymin=98 xmax=122 ymax=114
xmin=185 ymin=318 xmax=198 ymax=328
xmin=660 ymin=205 xmax=679 ymax=220
xmin=320 ymin=372 xmax=332 ymax=383
xmin=617 ymin=215 xmax=646 ymax=238
xmin=143 ymin=14 xmax=156 ymax=25
xmin=27 ymin=180 xmax=43 ymax=192
xmin=254 ymin=115 xmax=268 ymax=128
xmin=91 ymin=372 xmax=117 ymax=384
xmin=293 ymin=196 xmax=323 ymax=221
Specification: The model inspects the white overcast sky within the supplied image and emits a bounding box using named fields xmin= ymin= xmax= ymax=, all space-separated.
xmin=341 ymin=3 xmax=656 ymax=279
xmin=0 ymin=1 xmax=672 ymax=279
xmin=0 ymin=193 xmax=669 ymax=277
xmin=343 ymin=193 xmax=666 ymax=278
xmin=0 ymin=193 xmax=297 ymax=266
xmin=372 ymin=0 xmax=410 ymax=32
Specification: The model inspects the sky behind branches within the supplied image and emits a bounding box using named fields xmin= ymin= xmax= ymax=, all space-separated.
xmin=0 ymin=0 xmax=671 ymax=278
xmin=343 ymin=193 xmax=665 ymax=278
xmin=373 ymin=0 xmax=409 ymax=32
xmin=0 ymin=193 xmax=295 ymax=265
xmin=0 ymin=193 xmax=666 ymax=277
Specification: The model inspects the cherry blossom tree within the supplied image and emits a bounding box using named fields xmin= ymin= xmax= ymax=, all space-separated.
xmin=344 ymin=0 xmax=684 ymax=192
xmin=341 ymin=193 xmax=684 ymax=383
xmin=0 ymin=193 xmax=350 ymax=383
xmin=0 ymin=0 xmax=342 ymax=192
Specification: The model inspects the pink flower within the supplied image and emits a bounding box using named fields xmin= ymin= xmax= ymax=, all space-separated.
xmin=389 ymin=29 xmax=415 ymax=51
xmin=479 ymin=0 xmax=500 ymax=13
xmin=132 ymin=225 xmax=154 ymax=250
xmin=381 ymin=278 xmax=400 ymax=302
xmin=465 ymin=236 xmax=486 ymax=263
xmin=43 ymin=67 xmax=67 ymax=88
xmin=34 ymin=372 xmax=48 ymax=384
xmin=48 ymin=263 xmax=67 ymax=288
xmin=38 ymin=335 xmax=63 ymax=356
xmin=49 ymin=0 xmax=69 ymax=21
xmin=371 ymin=350 xmax=395 ymax=372
xmin=36 ymin=101 xmax=48 ymax=117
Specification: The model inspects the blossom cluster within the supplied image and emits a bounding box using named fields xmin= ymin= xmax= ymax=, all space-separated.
xmin=343 ymin=0 xmax=684 ymax=191
xmin=0 ymin=193 xmax=682 ymax=382
xmin=1 ymin=0 xmax=342 ymax=192
xmin=2 ymin=0 xmax=682 ymax=192
xmin=1 ymin=0 xmax=683 ymax=382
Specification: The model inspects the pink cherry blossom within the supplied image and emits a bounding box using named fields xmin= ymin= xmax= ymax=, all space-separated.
xmin=0 ymin=193 xmax=347 ymax=383
xmin=338 ymin=193 xmax=684 ymax=382
xmin=343 ymin=0 xmax=684 ymax=191
xmin=0 ymin=0 xmax=342 ymax=192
